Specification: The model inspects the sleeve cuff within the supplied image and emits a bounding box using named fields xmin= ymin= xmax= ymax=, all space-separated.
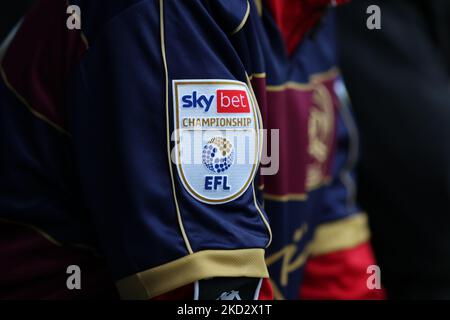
xmin=308 ymin=213 xmax=371 ymax=257
xmin=116 ymin=248 xmax=269 ymax=300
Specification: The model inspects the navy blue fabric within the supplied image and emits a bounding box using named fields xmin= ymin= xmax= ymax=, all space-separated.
xmin=0 ymin=1 xmax=362 ymax=296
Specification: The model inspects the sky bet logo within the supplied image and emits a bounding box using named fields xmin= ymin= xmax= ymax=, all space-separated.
xmin=182 ymin=90 xmax=250 ymax=113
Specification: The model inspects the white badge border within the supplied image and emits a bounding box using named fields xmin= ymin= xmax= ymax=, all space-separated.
xmin=172 ymin=79 xmax=262 ymax=205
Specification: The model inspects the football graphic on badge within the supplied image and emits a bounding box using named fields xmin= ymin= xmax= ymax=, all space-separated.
xmin=202 ymin=137 xmax=234 ymax=174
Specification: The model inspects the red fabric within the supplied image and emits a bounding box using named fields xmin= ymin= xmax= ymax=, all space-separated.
xmin=299 ymin=242 xmax=386 ymax=300
xmin=258 ymin=278 xmax=274 ymax=300
xmin=266 ymin=0 xmax=349 ymax=55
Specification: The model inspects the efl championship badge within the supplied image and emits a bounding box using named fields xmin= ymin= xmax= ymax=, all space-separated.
xmin=306 ymin=83 xmax=335 ymax=190
xmin=172 ymin=79 xmax=261 ymax=204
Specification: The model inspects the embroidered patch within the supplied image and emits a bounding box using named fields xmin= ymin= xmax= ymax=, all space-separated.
xmin=172 ymin=79 xmax=261 ymax=204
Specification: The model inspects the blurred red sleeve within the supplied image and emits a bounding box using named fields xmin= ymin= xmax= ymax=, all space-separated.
xmin=300 ymin=241 xmax=385 ymax=300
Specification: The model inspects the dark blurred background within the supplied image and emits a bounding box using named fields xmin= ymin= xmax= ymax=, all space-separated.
xmin=339 ymin=0 xmax=450 ymax=299
xmin=0 ymin=1 xmax=33 ymax=41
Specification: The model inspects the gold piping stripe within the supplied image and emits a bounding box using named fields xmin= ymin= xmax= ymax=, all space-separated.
xmin=0 ymin=66 xmax=71 ymax=136
xmin=263 ymin=192 xmax=308 ymax=202
xmin=246 ymin=73 xmax=272 ymax=248
xmin=248 ymin=72 xmax=266 ymax=80
xmin=308 ymin=213 xmax=371 ymax=257
xmin=310 ymin=67 xmax=340 ymax=83
xmin=80 ymin=32 xmax=90 ymax=49
xmin=116 ymin=249 xmax=269 ymax=300
xmin=267 ymin=82 xmax=313 ymax=92
xmin=254 ymin=0 xmax=263 ymax=16
xmin=231 ymin=0 xmax=251 ymax=35
xmin=0 ymin=218 xmax=61 ymax=246
xmin=266 ymin=68 xmax=340 ymax=92
xmin=160 ymin=0 xmax=193 ymax=254
xmin=253 ymin=182 xmax=272 ymax=248
xmin=0 ymin=218 xmax=98 ymax=255
xmin=307 ymin=176 xmax=333 ymax=192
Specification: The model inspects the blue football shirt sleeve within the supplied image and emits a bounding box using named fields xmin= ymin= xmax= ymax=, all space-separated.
xmin=67 ymin=0 xmax=271 ymax=299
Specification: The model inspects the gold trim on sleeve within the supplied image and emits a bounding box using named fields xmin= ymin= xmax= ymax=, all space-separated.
xmin=248 ymin=72 xmax=266 ymax=81
xmin=246 ymin=73 xmax=272 ymax=248
xmin=266 ymin=68 xmax=340 ymax=92
xmin=160 ymin=0 xmax=193 ymax=254
xmin=263 ymin=192 xmax=308 ymax=202
xmin=116 ymin=249 xmax=269 ymax=300
xmin=308 ymin=213 xmax=371 ymax=257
